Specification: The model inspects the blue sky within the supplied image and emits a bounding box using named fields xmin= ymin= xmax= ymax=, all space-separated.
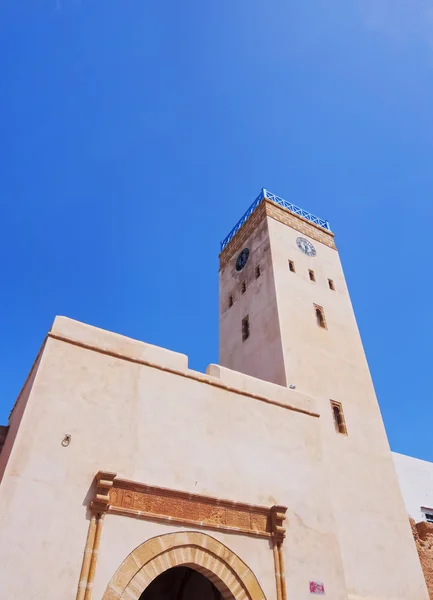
xmin=1 ymin=1 xmax=432 ymax=461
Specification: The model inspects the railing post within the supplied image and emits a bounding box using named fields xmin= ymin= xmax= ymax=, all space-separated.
xmin=262 ymin=187 xmax=267 ymax=200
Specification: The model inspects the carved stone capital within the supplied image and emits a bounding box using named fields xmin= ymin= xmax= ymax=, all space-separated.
xmin=270 ymin=505 xmax=287 ymax=541
xmin=90 ymin=471 xmax=117 ymax=513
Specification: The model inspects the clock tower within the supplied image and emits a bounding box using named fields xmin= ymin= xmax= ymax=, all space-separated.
xmin=219 ymin=189 xmax=427 ymax=600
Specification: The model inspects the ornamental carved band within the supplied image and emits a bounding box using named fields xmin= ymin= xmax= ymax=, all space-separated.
xmin=92 ymin=471 xmax=287 ymax=541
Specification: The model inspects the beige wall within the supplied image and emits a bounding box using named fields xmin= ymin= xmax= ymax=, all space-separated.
xmin=219 ymin=207 xmax=428 ymax=600
xmin=267 ymin=215 xmax=426 ymax=600
xmin=219 ymin=216 xmax=286 ymax=387
xmin=0 ymin=317 xmax=347 ymax=600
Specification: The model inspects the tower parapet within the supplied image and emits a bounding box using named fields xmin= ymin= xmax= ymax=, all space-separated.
xmin=220 ymin=188 xmax=335 ymax=269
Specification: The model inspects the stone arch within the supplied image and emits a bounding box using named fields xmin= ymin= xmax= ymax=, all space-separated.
xmin=102 ymin=531 xmax=267 ymax=600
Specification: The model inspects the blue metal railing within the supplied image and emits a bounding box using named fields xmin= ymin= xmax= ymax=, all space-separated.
xmin=220 ymin=188 xmax=331 ymax=251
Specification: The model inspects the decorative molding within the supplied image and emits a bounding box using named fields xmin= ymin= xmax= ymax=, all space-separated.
xmin=94 ymin=473 xmax=288 ymax=540
xmin=76 ymin=514 xmax=97 ymax=600
xmin=76 ymin=472 xmax=117 ymax=600
xmin=271 ymin=505 xmax=287 ymax=541
xmin=219 ymin=202 xmax=267 ymax=269
xmin=101 ymin=531 xmax=268 ymax=600
xmin=90 ymin=471 xmax=116 ymax=513
xmin=80 ymin=473 xmax=288 ymax=600
xmin=220 ymin=188 xmax=331 ymax=252
xmin=264 ymin=200 xmax=336 ymax=250
xmin=273 ymin=542 xmax=287 ymax=600
xmin=219 ymin=198 xmax=336 ymax=270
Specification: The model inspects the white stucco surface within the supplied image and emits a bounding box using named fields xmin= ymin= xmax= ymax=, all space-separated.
xmin=393 ymin=452 xmax=433 ymax=522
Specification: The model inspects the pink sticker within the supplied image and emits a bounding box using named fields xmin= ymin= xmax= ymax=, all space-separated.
xmin=309 ymin=581 xmax=325 ymax=595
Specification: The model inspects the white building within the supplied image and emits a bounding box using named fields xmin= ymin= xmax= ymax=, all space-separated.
xmin=393 ymin=452 xmax=433 ymax=524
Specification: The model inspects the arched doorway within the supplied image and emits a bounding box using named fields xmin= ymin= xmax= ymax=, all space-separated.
xmin=139 ymin=566 xmax=221 ymax=600
xmin=101 ymin=531 xmax=267 ymax=600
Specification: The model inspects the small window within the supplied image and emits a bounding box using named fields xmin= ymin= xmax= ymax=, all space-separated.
xmin=314 ymin=304 xmax=327 ymax=329
xmin=328 ymin=279 xmax=335 ymax=291
xmin=241 ymin=280 xmax=247 ymax=294
xmin=242 ymin=315 xmax=250 ymax=341
xmin=423 ymin=511 xmax=433 ymax=523
xmin=228 ymin=295 xmax=233 ymax=308
xmin=288 ymin=260 xmax=295 ymax=273
xmin=309 ymin=269 xmax=316 ymax=282
xmin=255 ymin=265 xmax=261 ymax=279
xmin=331 ymin=401 xmax=347 ymax=435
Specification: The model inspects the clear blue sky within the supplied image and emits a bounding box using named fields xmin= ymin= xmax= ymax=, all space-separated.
xmin=1 ymin=1 xmax=432 ymax=461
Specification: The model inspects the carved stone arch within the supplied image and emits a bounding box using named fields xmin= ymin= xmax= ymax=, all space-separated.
xmin=102 ymin=531 xmax=267 ymax=600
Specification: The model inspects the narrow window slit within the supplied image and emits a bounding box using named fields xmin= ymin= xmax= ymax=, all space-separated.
xmin=242 ymin=315 xmax=250 ymax=341
xmin=331 ymin=401 xmax=347 ymax=434
xmin=314 ymin=304 xmax=327 ymax=329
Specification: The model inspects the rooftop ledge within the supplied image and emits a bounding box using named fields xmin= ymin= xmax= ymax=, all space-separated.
xmin=49 ymin=316 xmax=318 ymax=418
xmin=220 ymin=188 xmax=331 ymax=251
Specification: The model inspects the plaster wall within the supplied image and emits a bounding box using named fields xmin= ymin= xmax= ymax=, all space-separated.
xmin=219 ymin=215 xmax=286 ymax=386
xmin=0 ymin=351 xmax=42 ymax=483
xmin=0 ymin=317 xmax=346 ymax=600
xmin=393 ymin=452 xmax=433 ymax=522
xmin=219 ymin=209 xmax=428 ymax=600
xmin=267 ymin=214 xmax=428 ymax=600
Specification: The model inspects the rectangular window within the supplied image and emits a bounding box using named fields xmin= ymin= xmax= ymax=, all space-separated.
xmin=422 ymin=509 xmax=433 ymax=523
xmin=255 ymin=265 xmax=261 ymax=279
xmin=328 ymin=278 xmax=335 ymax=291
xmin=314 ymin=304 xmax=327 ymax=329
xmin=331 ymin=400 xmax=347 ymax=435
xmin=309 ymin=269 xmax=316 ymax=282
xmin=288 ymin=260 xmax=295 ymax=273
xmin=241 ymin=280 xmax=247 ymax=294
xmin=242 ymin=315 xmax=250 ymax=341
xmin=228 ymin=294 xmax=233 ymax=308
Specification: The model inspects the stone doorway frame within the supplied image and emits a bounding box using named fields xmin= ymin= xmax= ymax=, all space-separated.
xmin=77 ymin=472 xmax=287 ymax=600
xmin=101 ymin=531 xmax=266 ymax=600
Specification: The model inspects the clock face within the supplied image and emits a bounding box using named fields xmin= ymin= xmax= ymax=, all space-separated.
xmin=235 ymin=248 xmax=250 ymax=271
xmin=296 ymin=237 xmax=316 ymax=257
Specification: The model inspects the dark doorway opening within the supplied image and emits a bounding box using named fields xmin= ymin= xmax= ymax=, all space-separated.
xmin=139 ymin=566 xmax=222 ymax=600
